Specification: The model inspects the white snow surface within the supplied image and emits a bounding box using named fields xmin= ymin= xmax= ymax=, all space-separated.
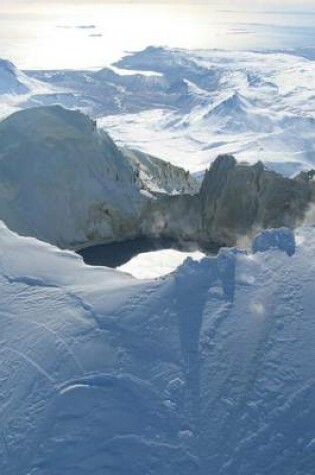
xmin=118 ymin=248 xmax=205 ymax=279
xmin=0 ymin=220 xmax=314 ymax=474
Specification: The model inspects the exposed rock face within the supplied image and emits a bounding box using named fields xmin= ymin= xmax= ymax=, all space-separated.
xmin=145 ymin=155 xmax=314 ymax=248
xmin=142 ymin=194 xmax=202 ymax=243
xmin=121 ymin=147 xmax=198 ymax=196
xmin=198 ymin=155 xmax=312 ymax=246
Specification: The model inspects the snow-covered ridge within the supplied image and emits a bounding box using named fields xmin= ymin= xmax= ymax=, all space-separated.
xmin=0 ymin=219 xmax=314 ymax=474
xmin=0 ymin=59 xmax=55 ymax=120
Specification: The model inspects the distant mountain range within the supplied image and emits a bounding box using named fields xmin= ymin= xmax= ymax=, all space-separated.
xmin=0 ymin=46 xmax=313 ymax=176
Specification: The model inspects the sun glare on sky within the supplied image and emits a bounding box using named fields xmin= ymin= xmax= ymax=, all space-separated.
xmin=0 ymin=1 xmax=314 ymax=69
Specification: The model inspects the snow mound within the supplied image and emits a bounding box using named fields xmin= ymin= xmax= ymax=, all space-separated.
xmin=252 ymin=228 xmax=296 ymax=256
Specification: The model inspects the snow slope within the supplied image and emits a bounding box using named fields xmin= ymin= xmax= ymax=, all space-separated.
xmin=0 ymin=221 xmax=314 ymax=474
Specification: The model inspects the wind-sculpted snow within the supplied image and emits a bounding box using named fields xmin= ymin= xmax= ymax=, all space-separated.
xmin=0 ymin=221 xmax=314 ymax=474
xmin=13 ymin=46 xmax=313 ymax=175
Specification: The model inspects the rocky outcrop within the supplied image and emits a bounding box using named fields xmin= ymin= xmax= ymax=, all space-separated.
xmin=198 ymin=155 xmax=312 ymax=246
xmin=121 ymin=147 xmax=198 ymax=195
xmin=145 ymin=155 xmax=314 ymax=248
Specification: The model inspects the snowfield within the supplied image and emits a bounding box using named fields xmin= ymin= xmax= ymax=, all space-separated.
xmin=0 ymin=220 xmax=314 ymax=474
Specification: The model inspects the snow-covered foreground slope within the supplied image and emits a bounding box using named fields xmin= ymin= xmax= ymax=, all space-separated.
xmin=0 ymin=221 xmax=314 ymax=474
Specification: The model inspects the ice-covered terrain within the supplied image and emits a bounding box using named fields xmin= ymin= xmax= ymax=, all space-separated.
xmin=0 ymin=47 xmax=313 ymax=176
xmin=4 ymin=46 xmax=310 ymax=176
xmin=0 ymin=220 xmax=314 ymax=474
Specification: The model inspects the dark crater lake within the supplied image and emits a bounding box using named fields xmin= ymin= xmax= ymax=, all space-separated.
xmin=77 ymin=237 xmax=216 ymax=268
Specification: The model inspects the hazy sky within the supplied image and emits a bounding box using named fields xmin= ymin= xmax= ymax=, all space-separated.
xmin=2 ymin=0 xmax=315 ymax=18
xmin=1 ymin=0 xmax=314 ymax=69
xmin=3 ymin=0 xmax=315 ymax=8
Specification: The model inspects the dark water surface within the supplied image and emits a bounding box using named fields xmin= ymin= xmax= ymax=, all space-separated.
xmin=77 ymin=237 xmax=213 ymax=268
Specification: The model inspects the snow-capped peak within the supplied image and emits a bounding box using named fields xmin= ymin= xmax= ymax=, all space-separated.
xmin=0 ymin=58 xmax=31 ymax=95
